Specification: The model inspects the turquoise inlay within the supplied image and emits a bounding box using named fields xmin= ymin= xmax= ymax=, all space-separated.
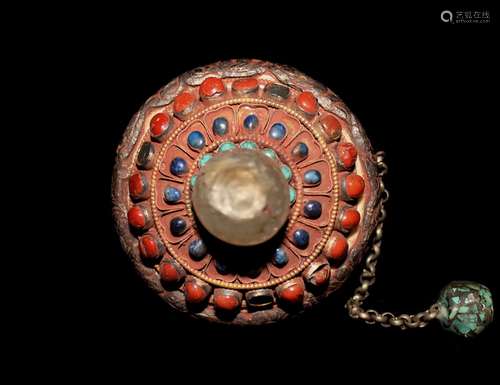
xmin=437 ymin=281 xmax=494 ymax=337
xmin=289 ymin=186 xmax=296 ymax=204
xmin=455 ymin=322 xmax=473 ymax=335
xmin=281 ymin=165 xmax=292 ymax=182
xmin=262 ymin=148 xmax=278 ymax=160
xmin=218 ymin=142 xmax=236 ymax=152
xmin=190 ymin=175 xmax=197 ymax=188
xmin=199 ymin=153 xmax=213 ymax=167
xmin=240 ymin=140 xmax=258 ymax=150
xmin=449 ymin=307 xmax=458 ymax=319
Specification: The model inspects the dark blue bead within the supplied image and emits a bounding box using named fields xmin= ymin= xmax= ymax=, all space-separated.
xmin=269 ymin=123 xmax=286 ymax=140
xmin=304 ymin=170 xmax=321 ymax=186
xmin=212 ymin=117 xmax=229 ymax=136
xmin=215 ymin=259 xmax=229 ymax=275
xmin=170 ymin=217 xmax=187 ymax=236
xmin=164 ymin=187 xmax=181 ymax=203
xmin=243 ymin=114 xmax=259 ymax=130
xmin=188 ymin=239 xmax=207 ymax=260
xmin=304 ymin=200 xmax=322 ymax=219
xmin=170 ymin=157 xmax=188 ymax=176
xmin=272 ymin=247 xmax=289 ymax=267
xmin=293 ymin=229 xmax=309 ymax=249
xmin=187 ymin=131 xmax=205 ymax=150
xmin=292 ymin=142 xmax=309 ymax=160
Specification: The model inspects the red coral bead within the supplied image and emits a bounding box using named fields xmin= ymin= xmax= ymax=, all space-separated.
xmin=185 ymin=281 xmax=208 ymax=304
xmin=296 ymin=91 xmax=318 ymax=115
xmin=214 ymin=291 xmax=240 ymax=312
xmin=200 ymin=77 xmax=225 ymax=98
xmin=127 ymin=206 xmax=146 ymax=229
xmin=337 ymin=142 xmax=358 ymax=169
xmin=279 ymin=283 xmax=304 ymax=304
xmin=344 ymin=173 xmax=365 ymax=199
xmin=139 ymin=234 xmax=159 ymax=259
xmin=313 ymin=267 xmax=330 ymax=286
xmin=324 ymin=231 xmax=348 ymax=263
xmin=160 ymin=262 xmax=180 ymax=284
xmin=320 ymin=114 xmax=342 ymax=142
xmin=340 ymin=207 xmax=360 ymax=232
xmin=232 ymin=78 xmax=259 ymax=93
xmin=173 ymin=92 xmax=195 ymax=114
xmin=129 ymin=173 xmax=147 ymax=200
xmin=149 ymin=113 xmax=171 ymax=137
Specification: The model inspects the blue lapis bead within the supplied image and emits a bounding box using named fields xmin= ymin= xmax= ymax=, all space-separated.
xmin=213 ymin=117 xmax=229 ymax=136
xmin=170 ymin=157 xmax=188 ymax=176
xmin=292 ymin=142 xmax=309 ymax=160
xmin=188 ymin=239 xmax=207 ymax=260
xmin=304 ymin=200 xmax=322 ymax=219
xmin=272 ymin=247 xmax=289 ymax=267
xmin=269 ymin=123 xmax=286 ymax=140
xmin=164 ymin=187 xmax=181 ymax=203
xmin=170 ymin=217 xmax=187 ymax=236
xmin=293 ymin=229 xmax=309 ymax=249
xmin=243 ymin=114 xmax=259 ymax=130
xmin=304 ymin=170 xmax=321 ymax=186
xmin=187 ymin=131 xmax=205 ymax=150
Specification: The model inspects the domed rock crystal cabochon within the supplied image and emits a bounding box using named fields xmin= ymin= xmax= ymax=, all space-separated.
xmin=191 ymin=149 xmax=290 ymax=246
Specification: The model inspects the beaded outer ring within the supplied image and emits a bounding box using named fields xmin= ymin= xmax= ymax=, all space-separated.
xmin=112 ymin=59 xmax=382 ymax=325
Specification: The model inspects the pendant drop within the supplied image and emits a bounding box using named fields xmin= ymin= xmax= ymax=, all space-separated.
xmin=436 ymin=281 xmax=494 ymax=337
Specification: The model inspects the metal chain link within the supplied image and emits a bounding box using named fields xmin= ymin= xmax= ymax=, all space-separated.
xmin=345 ymin=151 xmax=440 ymax=330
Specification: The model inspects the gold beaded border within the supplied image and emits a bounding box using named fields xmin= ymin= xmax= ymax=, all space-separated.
xmin=150 ymin=97 xmax=340 ymax=289
xmin=183 ymin=134 xmax=303 ymax=232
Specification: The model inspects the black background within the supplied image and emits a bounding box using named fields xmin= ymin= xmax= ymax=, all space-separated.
xmin=42 ymin=3 xmax=499 ymax=377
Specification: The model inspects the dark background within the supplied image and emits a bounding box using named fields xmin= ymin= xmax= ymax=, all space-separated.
xmin=42 ymin=3 xmax=498 ymax=376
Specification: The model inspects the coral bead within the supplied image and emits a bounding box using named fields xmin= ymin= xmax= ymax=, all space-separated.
xmin=278 ymin=282 xmax=304 ymax=305
xmin=214 ymin=289 xmax=242 ymax=312
xmin=337 ymin=142 xmax=357 ymax=169
xmin=129 ymin=173 xmax=148 ymax=200
xmin=127 ymin=206 xmax=148 ymax=229
xmin=344 ymin=173 xmax=365 ymax=199
xmin=139 ymin=234 xmax=161 ymax=260
xmin=150 ymin=112 xmax=171 ymax=139
xmin=296 ymin=91 xmax=318 ymax=115
xmin=200 ymin=77 xmax=225 ymax=98
xmin=319 ymin=114 xmax=342 ymax=143
xmin=173 ymin=92 xmax=195 ymax=114
xmin=232 ymin=78 xmax=259 ymax=94
xmin=340 ymin=207 xmax=360 ymax=232
xmin=160 ymin=262 xmax=181 ymax=284
xmin=324 ymin=231 xmax=348 ymax=263
xmin=185 ymin=279 xmax=210 ymax=304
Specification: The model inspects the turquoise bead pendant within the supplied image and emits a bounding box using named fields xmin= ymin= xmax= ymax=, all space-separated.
xmin=436 ymin=281 xmax=494 ymax=337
